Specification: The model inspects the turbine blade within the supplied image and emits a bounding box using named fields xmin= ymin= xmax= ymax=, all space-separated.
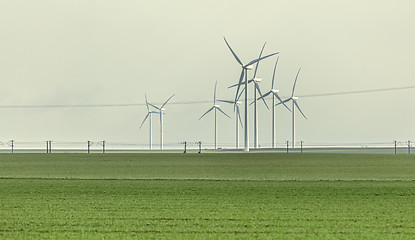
xmin=229 ymin=80 xmax=246 ymax=88
xmin=258 ymin=91 xmax=271 ymax=101
xmin=292 ymin=68 xmax=301 ymax=97
xmin=245 ymin=52 xmax=279 ymax=68
xmin=148 ymin=103 xmax=160 ymax=110
xmin=275 ymin=98 xmax=292 ymax=107
xmin=255 ymin=81 xmax=269 ymax=109
xmin=217 ymin=107 xmax=231 ymax=119
xmin=145 ymin=94 xmax=149 ymax=111
xmin=236 ymin=106 xmax=243 ymax=127
xmin=214 ymin=81 xmax=217 ymax=105
xmin=294 ymin=100 xmax=307 ymax=119
xmin=139 ymin=113 xmax=150 ymax=129
xmin=236 ymin=86 xmax=245 ymax=102
xmin=234 ymin=69 xmax=244 ymax=103
xmin=161 ymin=94 xmax=175 ymax=109
xmin=271 ymin=56 xmax=279 ymax=89
xmin=253 ymin=42 xmax=266 ymax=78
xmin=199 ymin=106 xmax=215 ymax=120
xmin=273 ymin=92 xmax=291 ymax=112
xmin=223 ymin=37 xmax=243 ymax=66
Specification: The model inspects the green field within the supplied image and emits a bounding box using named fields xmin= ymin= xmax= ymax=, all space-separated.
xmin=1 ymin=153 xmax=415 ymax=239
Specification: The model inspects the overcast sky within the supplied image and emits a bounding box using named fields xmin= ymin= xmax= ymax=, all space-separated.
xmin=0 ymin=0 xmax=414 ymax=148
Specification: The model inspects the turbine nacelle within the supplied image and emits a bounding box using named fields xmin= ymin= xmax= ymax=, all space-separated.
xmin=214 ymin=104 xmax=221 ymax=108
xmin=160 ymin=108 xmax=166 ymax=111
xmin=271 ymin=89 xmax=279 ymax=93
xmin=253 ymin=78 xmax=262 ymax=82
xmin=244 ymin=65 xmax=253 ymax=70
xmin=292 ymin=97 xmax=299 ymax=100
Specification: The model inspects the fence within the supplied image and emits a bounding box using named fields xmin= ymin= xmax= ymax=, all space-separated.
xmin=0 ymin=140 xmax=414 ymax=154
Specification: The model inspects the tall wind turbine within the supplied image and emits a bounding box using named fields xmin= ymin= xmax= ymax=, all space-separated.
xmin=139 ymin=94 xmax=160 ymax=150
xmin=199 ymin=81 xmax=231 ymax=149
xmin=278 ymin=68 xmax=307 ymax=148
xmin=217 ymin=99 xmax=243 ymax=149
xmin=148 ymin=94 xmax=175 ymax=150
xmin=257 ymin=57 xmax=291 ymax=148
xmin=230 ymin=42 xmax=270 ymax=149
xmin=224 ymin=37 xmax=278 ymax=151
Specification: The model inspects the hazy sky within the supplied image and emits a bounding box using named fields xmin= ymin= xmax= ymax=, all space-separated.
xmin=1 ymin=0 xmax=414 ymax=148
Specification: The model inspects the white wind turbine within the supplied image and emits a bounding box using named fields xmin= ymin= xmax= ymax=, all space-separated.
xmin=148 ymin=94 xmax=175 ymax=150
xmin=224 ymin=37 xmax=278 ymax=151
xmin=230 ymin=42 xmax=270 ymax=149
xmin=257 ymin=57 xmax=291 ymax=148
xmin=139 ymin=94 xmax=160 ymax=150
xmin=217 ymin=99 xmax=243 ymax=149
xmin=199 ymin=81 xmax=231 ymax=149
xmin=277 ymin=68 xmax=307 ymax=148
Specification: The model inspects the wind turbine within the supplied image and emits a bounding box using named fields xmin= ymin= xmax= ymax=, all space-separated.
xmin=277 ymin=68 xmax=307 ymax=148
xmin=257 ymin=57 xmax=291 ymax=148
xmin=224 ymin=37 xmax=278 ymax=151
xmin=139 ymin=94 xmax=160 ymax=150
xmin=199 ymin=81 xmax=231 ymax=149
xmin=229 ymin=42 xmax=269 ymax=149
xmin=148 ymin=94 xmax=175 ymax=150
xmin=217 ymin=99 xmax=243 ymax=149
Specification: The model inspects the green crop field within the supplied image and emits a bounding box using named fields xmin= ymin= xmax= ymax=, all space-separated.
xmin=1 ymin=153 xmax=415 ymax=239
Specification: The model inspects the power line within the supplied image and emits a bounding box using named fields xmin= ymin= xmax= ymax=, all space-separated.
xmin=0 ymin=85 xmax=414 ymax=109
xmin=298 ymin=85 xmax=415 ymax=98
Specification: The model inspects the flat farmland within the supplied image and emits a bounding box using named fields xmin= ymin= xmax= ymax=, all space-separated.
xmin=1 ymin=153 xmax=415 ymax=239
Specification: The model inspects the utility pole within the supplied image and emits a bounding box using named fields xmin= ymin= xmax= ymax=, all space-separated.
xmin=102 ymin=141 xmax=105 ymax=154
xmin=87 ymin=141 xmax=91 ymax=154
xmin=394 ymin=140 xmax=397 ymax=155
xmin=10 ymin=140 xmax=14 ymax=153
xmin=198 ymin=141 xmax=202 ymax=154
xmin=46 ymin=141 xmax=49 ymax=153
xmin=408 ymin=141 xmax=411 ymax=155
xmin=300 ymin=141 xmax=303 ymax=153
xmin=286 ymin=141 xmax=289 ymax=153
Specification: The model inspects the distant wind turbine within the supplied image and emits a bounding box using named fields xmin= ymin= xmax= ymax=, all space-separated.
xmin=257 ymin=57 xmax=291 ymax=148
xmin=217 ymin=99 xmax=243 ymax=149
xmin=199 ymin=81 xmax=231 ymax=149
xmin=277 ymin=68 xmax=307 ymax=148
xmin=148 ymin=94 xmax=175 ymax=150
xmin=139 ymin=94 xmax=160 ymax=150
xmin=224 ymin=37 xmax=278 ymax=151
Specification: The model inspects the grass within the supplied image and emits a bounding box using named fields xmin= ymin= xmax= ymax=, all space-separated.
xmin=1 ymin=153 xmax=415 ymax=239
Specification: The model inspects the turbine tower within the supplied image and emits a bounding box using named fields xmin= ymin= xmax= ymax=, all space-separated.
xmin=217 ymin=99 xmax=243 ymax=149
xmin=278 ymin=68 xmax=307 ymax=148
xmin=148 ymin=94 xmax=175 ymax=150
xmin=257 ymin=57 xmax=291 ymax=148
xmin=199 ymin=81 xmax=231 ymax=149
xmin=139 ymin=94 xmax=160 ymax=150
xmin=224 ymin=37 xmax=278 ymax=151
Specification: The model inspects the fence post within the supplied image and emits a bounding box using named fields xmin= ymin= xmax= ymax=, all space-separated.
xmin=87 ymin=141 xmax=91 ymax=154
xmin=10 ymin=140 xmax=14 ymax=153
xmin=183 ymin=141 xmax=187 ymax=154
